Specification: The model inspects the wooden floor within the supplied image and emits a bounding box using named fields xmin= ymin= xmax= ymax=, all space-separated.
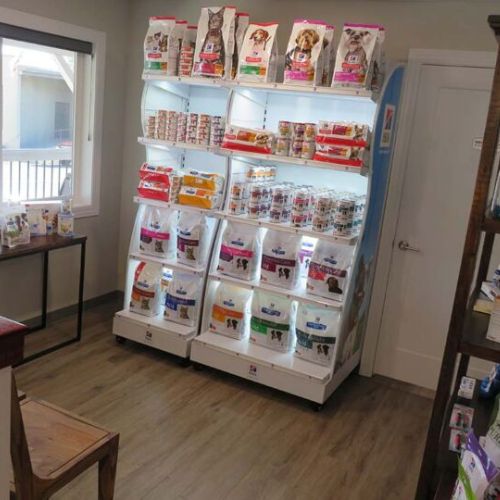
xmin=15 ymin=300 xmax=433 ymax=500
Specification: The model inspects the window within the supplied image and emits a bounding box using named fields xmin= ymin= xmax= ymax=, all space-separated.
xmin=0 ymin=9 xmax=105 ymax=217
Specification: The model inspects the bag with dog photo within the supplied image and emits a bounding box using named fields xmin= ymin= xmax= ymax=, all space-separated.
xmin=332 ymin=23 xmax=380 ymax=89
xmin=177 ymin=212 xmax=209 ymax=267
xmin=306 ymin=241 xmax=355 ymax=302
xmin=294 ymin=303 xmax=341 ymax=366
xmin=231 ymin=12 xmax=250 ymax=79
xmin=284 ymin=19 xmax=327 ymax=86
xmin=139 ymin=206 xmax=177 ymax=259
xmin=250 ymin=290 xmax=296 ymax=352
xmin=192 ymin=6 xmax=236 ymax=79
xmin=237 ymin=22 xmax=279 ymax=83
xmin=144 ymin=16 xmax=176 ymax=74
xmin=164 ymin=272 xmax=201 ymax=327
xmin=129 ymin=261 xmax=162 ymax=317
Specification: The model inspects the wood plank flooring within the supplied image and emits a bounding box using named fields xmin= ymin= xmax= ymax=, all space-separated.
xmin=14 ymin=300 xmax=433 ymax=500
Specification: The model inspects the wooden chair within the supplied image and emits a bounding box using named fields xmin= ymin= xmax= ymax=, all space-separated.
xmin=10 ymin=375 xmax=119 ymax=499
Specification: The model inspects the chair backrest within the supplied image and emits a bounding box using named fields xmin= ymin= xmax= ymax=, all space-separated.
xmin=10 ymin=373 xmax=34 ymax=498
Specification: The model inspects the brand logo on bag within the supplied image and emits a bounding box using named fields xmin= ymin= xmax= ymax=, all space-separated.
xmin=223 ymin=299 xmax=235 ymax=307
xmin=324 ymin=256 xmax=338 ymax=265
xmin=176 ymin=287 xmax=187 ymax=295
xmin=230 ymin=238 xmax=244 ymax=247
xmin=271 ymin=246 xmax=285 ymax=255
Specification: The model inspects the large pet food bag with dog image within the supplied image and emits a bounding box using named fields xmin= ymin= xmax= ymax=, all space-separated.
xmin=332 ymin=23 xmax=380 ymax=89
xmin=284 ymin=19 xmax=327 ymax=86
xmin=260 ymin=230 xmax=302 ymax=290
xmin=231 ymin=12 xmax=249 ymax=79
xmin=209 ymin=283 xmax=252 ymax=339
xmin=306 ymin=241 xmax=354 ymax=302
xmin=192 ymin=6 xmax=236 ymax=79
xmin=177 ymin=212 xmax=209 ymax=267
xmin=237 ymin=22 xmax=278 ymax=83
xmin=139 ymin=206 xmax=177 ymax=260
xmin=144 ymin=17 xmax=176 ymax=74
xmin=129 ymin=261 xmax=162 ymax=317
xmin=164 ymin=272 xmax=201 ymax=327
xmin=294 ymin=303 xmax=341 ymax=366
xmin=250 ymin=291 xmax=296 ymax=352
xmin=218 ymin=222 xmax=263 ymax=281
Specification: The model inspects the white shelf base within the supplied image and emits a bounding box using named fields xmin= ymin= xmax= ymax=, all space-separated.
xmin=113 ymin=309 xmax=196 ymax=358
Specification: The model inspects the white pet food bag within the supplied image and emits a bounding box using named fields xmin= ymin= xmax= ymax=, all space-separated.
xmin=209 ymin=283 xmax=252 ymax=339
xmin=261 ymin=230 xmax=302 ymax=289
xmin=144 ymin=16 xmax=176 ymax=74
xmin=332 ymin=23 xmax=380 ymax=89
xmin=295 ymin=303 xmax=340 ymax=366
xmin=1 ymin=212 xmax=30 ymax=248
xmin=26 ymin=207 xmax=47 ymax=236
xmin=237 ymin=22 xmax=279 ymax=83
xmin=129 ymin=261 xmax=161 ymax=317
xmin=370 ymin=26 xmax=386 ymax=91
xmin=250 ymin=291 xmax=296 ymax=352
xmin=177 ymin=212 xmax=209 ymax=267
xmin=167 ymin=19 xmax=187 ymax=76
xmin=139 ymin=206 xmax=177 ymax=259
xmin=218 ymin=222 xmax=263 ymax=281
xmin=164 ymin=272 xmax=201 ymax=327
xmin=284 ymin=19 xmax=327 ymax=86
xmin=192 ymin=6 xmax=236 ymax=79
xmin=321 ymin=25 xmax=335 ymax=86
xmin=232 ymin=12 xmax=250 ymax=79
xmin=306 ymin=241 xmax=354 ymax=302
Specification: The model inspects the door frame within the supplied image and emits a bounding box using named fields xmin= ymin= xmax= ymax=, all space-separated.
xmin=360 ymin=49 xmax=497 ymax=377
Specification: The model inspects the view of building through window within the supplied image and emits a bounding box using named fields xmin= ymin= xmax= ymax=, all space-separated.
xmin=2 ymin=39 xmax=75 ymax=202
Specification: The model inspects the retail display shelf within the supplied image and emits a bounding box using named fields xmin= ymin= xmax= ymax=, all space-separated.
xmin=214 ymin=212 xmax=358 ymax=245
xmin=460 ymin=310 xmax=500 ymax=363
xmin=129 ymin=252 xmax=205 ymax=275
xmin=209 ymin=271 xmax=343 ymax=309
xmin=138 ymin=136 xmax=218 ymax=153
xmin=133 ymin=196 xmax=219 ymax=216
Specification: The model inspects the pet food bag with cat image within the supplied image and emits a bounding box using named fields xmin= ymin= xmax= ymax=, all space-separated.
xmin=144 ymin=16 xmax=176 ymax=74
xmin=260 ymin=230 xmax=302 ymax=290
xmin=237 ymin=22 xmax=278 ymax=83
xmin=284 ymin=19 xmax=327 ymax=86
xmin=231 ymin=12 xmax=249 ymax=79
xmin=294 ymin=303 xmax=341 ymax=366
xmin=250 ymin=290 xmax=297 ymax=352
xmin=167 ymin=19 xmax=187 ymax=76
xmin=332 ymin=23 xmax=380 ymax=89
xmin=164 ymin=272 xmax=201 ymax=327
xmin=177 ymin=212 xmax=209 ymax=267
xmin=209 ymin=283 xmax=252 ymax=339
xmin=139 ymin=206 xmax=177 ymax=260
xmin=192 ymin=6 xmax=236 ymax=79
xmin=306 ymin=241 xmax=355 ymax=302
xmin=218 ymin=222 xmax=263 ymax=281
xmin=129 ymin=261 xmax=162 ymax=317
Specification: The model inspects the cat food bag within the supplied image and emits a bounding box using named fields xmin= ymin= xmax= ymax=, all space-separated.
xmin=24 ymin=202 xmax=60 ymax=235
xmin=218 ymin=222 xmax=263 ymax=281
xmin=139 ymin=206 xmax=177 ymax=259
xmin=209 ymin=283 xmax=252 ymax=339
xmin=320 ymin=25 xmax=335 ymax=86
xmin=1 ymin=212 xmax=30 ymax=248
xmin=164 ymin=272 xmax=201 ymax=327
xmin=306 ymin=241 xmax=354 ymax=302
xmin=26 ymin=207 xmax=47 ymax=236
xmin=332 ymin=23 xmax=380 ymax=89
xmin=144 ymin=16 xmax=176 ymax=74
xmin=231 ymin=12 xmax=250 ymax=79
xmin=261 ymin=230 xmax=302 ymax=289
xmin=222 ymin=125 xmax=275 ymax=154
xmin=237 ymin=22 xmax=279 ymax=83
xmin=284 ymin=19 xmax=327 ymax=86
xmin=370 ymin=26 xmax=386 ymax=91
xmin=192 ymin=6 xmax=236 ymax=79
xmin=179 ymin=24 xmax=197 ymax=76
xmin=167 ymin=19 xmax=187 ymax=76
xmin=177 ymin=212 xmax=209 ymax=267
xmin=294 ymin=303 xmax=341 ymax=365
xmin=129 ymin=261 xmax=161 ymax=317
xmin=250 ymin=291 xmax=296 ymax=352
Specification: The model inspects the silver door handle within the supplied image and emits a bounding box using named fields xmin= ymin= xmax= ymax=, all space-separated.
xmin=398 ymin=240 xmax=420 ymax=252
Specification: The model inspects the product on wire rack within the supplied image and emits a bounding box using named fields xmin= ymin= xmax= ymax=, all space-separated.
xmin=192 ymin=6 xmax=236 ymax=79
xmin=313 ymin=143 xmax=365 ymax=167
xmin=178 ymin=186 xmax=221 ymax=209
xmin=183 ymin=169 xmax=225 ymax=193
xmin=139 ymin=206 xmax=177 ymax=259
xmin=317 ymin=121 xmax=370 ymax=147
xmin=284 ymin=19 xmax=327 ymax=86
xmin=179 ymin=24 xmax=197 ymax=76
xmin=143 ymin=16 xmax=176 ymax=74
xmin=145 ymin=115 xmax=156 ymax=139
xmin=232 ymin=12 xmax=250 ymax=79
xmin=222 ymin=125 xmax=275 ymax=154
xmin=129 ymin=261 xmax=161 ymax=316
xmin=164 ymin=272 xmax=201 ymax=326
xmin=137 ymin=163 xmax=174 ymax=201
xmin=177 ymin=212 xmax=209 ymax=267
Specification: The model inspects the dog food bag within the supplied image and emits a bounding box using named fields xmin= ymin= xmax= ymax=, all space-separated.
xmin=177 ymin=212 xmax=209 ymax=267
xmin=0 ymin=212 xmax=30 ymax=248
xmin=139 ymin=206 xmax=177 ymax=259
xmin=250 ymin=291 xmax=296 ymax=352
xmin=167 ymin=19 xmax=187 ymax=76
xmin=231 ymin=12 xmax=250 ymax=79
xmin=260 ymin=230 xmax=302 ymax=289
xmin=332 ymin=23 xmax=380 ymax=89
xmin=222 ymin=125 xmax=275 ymax=154
xmin=163 ymin=272 xmax=201 ymax=327
xmin=284 ymin=19 xmax=327 ymax=86
xmin=129 ymin=261 xmax=162 ymax=317
xmin=144 ymin=16 xmax=176 ymax=74
xmin=192 ymin=6 xmax=236 ymax=79
xmin=209 ymin=283 xmax=252 ymax=339
xmin=237 ymin=22 xmax=279 ymax=83
xmin=218 ymin=222 xmax=263 ymax=281
xmin=321 ymin=25 xmax=335 ymax=86
xmin=306 ymin=241 xmax=354 ymax=302
xmin=294 ymin=303 xmax=341 ymax=366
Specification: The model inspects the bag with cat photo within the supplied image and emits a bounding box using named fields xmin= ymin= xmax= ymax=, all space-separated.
xmin=144 ymin=16 xmax=176 ymax=74
xmin=192 ymin=6 xmax=236 ymax=79
xmin=139 ymin=205 xmax=177 ymax=260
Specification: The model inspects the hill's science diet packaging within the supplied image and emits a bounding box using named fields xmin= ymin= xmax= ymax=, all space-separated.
xmin=232 ymin=12 xmax=250 ymax=79
xmin=144 ymin=16 xmax=176 ymax=74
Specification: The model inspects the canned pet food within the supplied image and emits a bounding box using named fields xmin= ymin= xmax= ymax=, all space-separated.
xmin=278 ymin=120 xmax=292 ymax=138
xmin=292 ymin=122 xmax=305 ymax=138
xmin=304 ymin=123 xmax=317 ymax=140
xmin=291 ymin=212 xmax=308 ymax=227
xmin=301 ymin=141 xmax=315 ymax=159
xmin=275 ymin=138 xmax=291 ymax=156
xmin=290 ymin=140 xmax=303 ymax=158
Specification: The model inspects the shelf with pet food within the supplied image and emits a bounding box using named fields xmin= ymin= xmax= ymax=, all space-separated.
xmin=129 ymin=252 xmax=205 ymax=276
xmin=460 ymin=309 xmax=500 ymax=363
xmin=138 ymin=136 xmax=219 ymax=154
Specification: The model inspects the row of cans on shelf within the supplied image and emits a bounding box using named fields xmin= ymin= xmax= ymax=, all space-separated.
xmin=275 ymin=120 xmax=318 ymax=160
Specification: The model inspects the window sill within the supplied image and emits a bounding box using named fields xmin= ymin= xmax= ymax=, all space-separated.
xmin=73 ymin=204 xmax=99 ymax=219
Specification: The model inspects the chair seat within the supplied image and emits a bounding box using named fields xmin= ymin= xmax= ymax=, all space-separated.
xmin=21 ymin=398 xmax=113 ymax=480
